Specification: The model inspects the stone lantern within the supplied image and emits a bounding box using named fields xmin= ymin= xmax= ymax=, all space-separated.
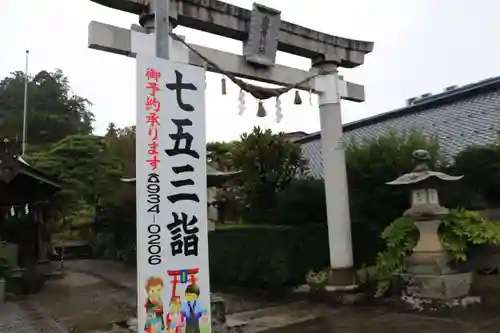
xmin=387 ymin=149 xmax=472 ymax=300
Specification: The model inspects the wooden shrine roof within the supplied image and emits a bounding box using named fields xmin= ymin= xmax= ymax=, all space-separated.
xmin=0 ymin=140 xmax=62 ymax=206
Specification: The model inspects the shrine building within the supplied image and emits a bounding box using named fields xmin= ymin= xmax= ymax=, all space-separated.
xmin=297 ymin=76 xmax=500 ymax=178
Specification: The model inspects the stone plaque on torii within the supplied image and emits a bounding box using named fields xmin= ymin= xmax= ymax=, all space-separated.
xmin=88 ymin=0 xmax=373 ymax=303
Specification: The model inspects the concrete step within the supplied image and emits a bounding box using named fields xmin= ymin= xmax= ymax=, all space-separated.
xmin=228 ymin=301 xmax=335 ymax=332
xmin=52 ymin=242 xmax=93 ymax=260
xmin=254 ymin=317 xmax=325 ymax=333
xmin=226 ymin=318 xmax=250 ymax=333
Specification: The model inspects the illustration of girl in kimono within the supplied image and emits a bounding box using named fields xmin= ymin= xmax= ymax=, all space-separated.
xmin=166 ymin=296 xmax=185 ymax=333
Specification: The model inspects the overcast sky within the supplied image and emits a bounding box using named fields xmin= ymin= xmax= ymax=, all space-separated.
xmin=2 ymin=0 xmax=500 ymax=142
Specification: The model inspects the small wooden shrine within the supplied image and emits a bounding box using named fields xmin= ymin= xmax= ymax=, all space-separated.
xmin=0 ymin=139 xmax=62 ymax=293
xmin=120 ymin=164 xmax=241 ymax=187
xmin=121 ymin=164 xmax=241 ymax=229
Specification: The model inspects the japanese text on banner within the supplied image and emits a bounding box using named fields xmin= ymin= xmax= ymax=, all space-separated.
xmin=136 ymin=56 xmax=210 ymax=333
xmin=145 ymin=67 xmax=162 ymax=266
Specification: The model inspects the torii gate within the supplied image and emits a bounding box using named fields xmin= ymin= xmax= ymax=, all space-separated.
xmin=88 ymin=0 xmax=373 ymax=289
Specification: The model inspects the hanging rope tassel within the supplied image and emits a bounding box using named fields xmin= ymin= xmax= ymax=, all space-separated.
xmin=257 ymin=101 xmax=266 ymax=117
xmin=203 ymin=62 xmax=208 ymax=88
xmin=238 ymin=89 xmax=246 ymax=115
xmin=275 ymin=97 xmax=283 ymax=123
xmin=221 ymin=76 xmax=227 ymax=95
xmin=309 ymin=83 xmax=313 ymax=106
xmin=294 ymin=90 xmax=302 ymax=105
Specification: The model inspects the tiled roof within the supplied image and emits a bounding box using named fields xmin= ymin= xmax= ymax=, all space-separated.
xmin=297 ymin=76 xmax=500 ymax=179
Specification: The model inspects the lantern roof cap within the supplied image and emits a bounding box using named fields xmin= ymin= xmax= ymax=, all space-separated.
xmin=386 ymin=149 xmax=463 ymax=186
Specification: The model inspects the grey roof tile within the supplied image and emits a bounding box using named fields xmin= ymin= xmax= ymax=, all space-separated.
xmin=300 ymin=80 xmax=500 ymax=179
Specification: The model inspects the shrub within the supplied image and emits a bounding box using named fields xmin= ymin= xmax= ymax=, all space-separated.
xmin=273 ymin=179 xmax=326 ymax=226
xmin=453 ymin=144 xmax=500 ymax=207
xmin=346 ymin=129 xmax=444 ymax=234
xmin=372 ymin=209 xmax=500 ymax=296
xmin=208 ymin=224 xmax=329 ymax=287
xmin=231 ymin=127 xmax=307 ymax=223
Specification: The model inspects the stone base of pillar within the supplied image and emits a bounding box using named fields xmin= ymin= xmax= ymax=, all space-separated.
xmin=325 ymin=267 xmax=357 ymax=288
xmin=322 ymin=267 xmax=363 ymax=305
xmin=211 ymin=293 xmax=250 ymax=333
xmin=210 ymin=293 xmax=227 ymax=327
xmin=37 ymin=260 xmax=52 ymax=278
xmin=0 ymin=278 xmax=5 ymax=304
xmin=292 ymin=267 xmax=362 ymax=305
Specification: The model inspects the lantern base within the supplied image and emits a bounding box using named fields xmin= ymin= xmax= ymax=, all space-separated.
xmin=407 ymin=250 xmax=453 ymax=275
xmin=210 ymin=293 xmax=227 ymax=326
xmin=395 ymin=272 xmax=472 ymax=300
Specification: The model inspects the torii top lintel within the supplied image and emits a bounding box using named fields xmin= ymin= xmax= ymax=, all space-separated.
xmin=90 ymin=0 xmax=374 ymax=68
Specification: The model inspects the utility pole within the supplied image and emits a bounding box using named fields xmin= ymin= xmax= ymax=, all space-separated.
xmin=22 ymin=50 xmax=29 ymax=157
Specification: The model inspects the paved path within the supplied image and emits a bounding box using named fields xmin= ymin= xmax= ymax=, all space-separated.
xmin=3 ymin=259 xmax=500 ymax=332
xmin=58 ymin=260 xmax=500 ymax=333
xmin=0 ymin=302 xmax=39 ymax=333
xmin=0 ymin=300 xmax=68 ymax=333
xmin=65 ymin=260 xmax=288 ymax=314
xmin=260 ymin=309 xmax=500 ymax=333
xmin=27 ymin=270 xmax=135 ymax=332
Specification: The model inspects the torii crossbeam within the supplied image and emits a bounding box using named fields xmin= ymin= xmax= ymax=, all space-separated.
xmin=88 ymin=0 xmax=374 ymax=306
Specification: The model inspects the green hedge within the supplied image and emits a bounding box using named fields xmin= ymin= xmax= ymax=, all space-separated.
xmin=208 ymin=224 xmax=329 ymax=287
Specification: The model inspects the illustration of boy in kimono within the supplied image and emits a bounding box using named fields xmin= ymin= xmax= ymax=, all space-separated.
xmin=144 ymin=277 xmax=165 ymax=331
xmin=181 ymin=284 xmax=209 ymax=333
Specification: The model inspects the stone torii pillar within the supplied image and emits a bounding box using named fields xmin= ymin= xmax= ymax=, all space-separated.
xmin=87 ymin=0 xmax=374 ymax=287
xmin=313 ymin=62 xmax=355 ymax=287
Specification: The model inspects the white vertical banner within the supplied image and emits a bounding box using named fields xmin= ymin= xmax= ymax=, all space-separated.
xmin=136 ymin=55 xmax=211 ymax=333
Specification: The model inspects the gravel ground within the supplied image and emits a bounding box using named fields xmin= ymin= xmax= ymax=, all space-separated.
xmin=0 ymin=302 xmax=39 ymax=333
xmin=26 ymin=272 xmax=135 ymax=333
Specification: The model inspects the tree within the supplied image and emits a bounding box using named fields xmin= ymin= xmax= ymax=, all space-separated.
xmin=206 ymin=140 xmax=238 ymax=171
xmin=104 ymin=124 xmax=136 ymax=177
xmin=453 ymin=143 xmax=500 ymax=208
xmin=29 ymin=134 xmax=124 ymax=233
xmin=231 ymin=126 xmax=307 ymax=222
xmin=0 ymin=69 xmax=94 ymax=151
xmin=94 ymin=125 xmax=137 ymax=262
xmin=105 ymin=122 xmax=119 ymax=140
xmin=345 ymin=129 xmax=444 ymax=264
